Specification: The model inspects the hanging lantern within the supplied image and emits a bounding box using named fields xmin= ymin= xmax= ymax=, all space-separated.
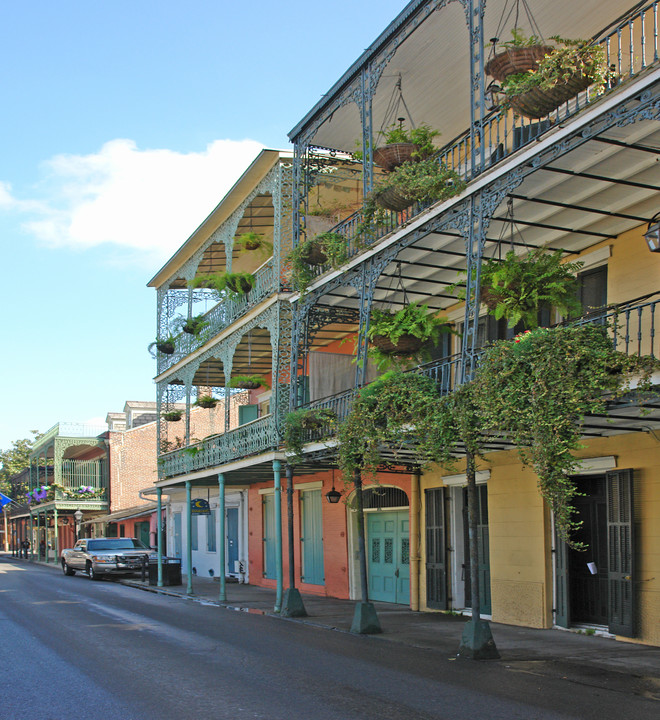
xmin=644 ymin=212 xmax=660 ymax=252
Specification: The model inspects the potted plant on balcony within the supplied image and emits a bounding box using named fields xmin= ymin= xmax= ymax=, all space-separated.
xmin=288 ymin=231 xmax=350 ymax=293
xmin=148 ymin=335 xmax=177 ymax=356
xmin=372 ymin=122 xmax=441 ymax=171
xmin=367 ymin=302 xmax=452 ymax=368
xmin=471 ymin=324 xmax=659 ymax=543
xmin=476 ymin=248 xmax=583 ymax=328
xmin=193 ymin=395 xmax=219 ymax=409
xmin=229 ymin=375 xmax=270 ymax=390
xmin=284 ymin=408 xmax=338 ymax=463
xmin=191 ymin=271 xmax=255 ymax=297
xmin=172 ymin=314 xmax=208 ymax=336
xmin=337 ymin=370 xmax=454 ymax=480
xmin=234 ymin=232 xmax=273 ymax=258
xmin=162 ymin=409 xmax=183 ymax=422
xmin=373 ymin=158 xmax=465 ymax=212
xmin=488 ymin=32 xmax=612 ymax=119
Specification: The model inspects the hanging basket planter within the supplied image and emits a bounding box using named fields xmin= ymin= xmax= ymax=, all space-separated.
xmin=373 ymin=143 xmax=418 ymax=172
xmin=370 ymin=333 xmax=424 ymax=356
xmin=301 ymin=242 xmax=328 ymax=266
xmin=225 ymin=275 xmax=254 ymax=295
xmin=229 ymin=375 xmax=270 ymax=391
xmin=162 ymin=410 xmax=183 ymax=422
xmin=194 ymin=396 xmax=218 ymax=409
xmin=375 ymin=187 xmax=413 ymax=212
xmin=156 ymin=340 xmax=175 ymax=354
xmin=485 ymin=45 xmax=552 ymax=82
xmin=234 ymin=380 xmax=261 ymax=390
xmin=507 ymin=73 xmax=594 ymax=119
xmin=300 ymin=409 xmax=337 ymax=430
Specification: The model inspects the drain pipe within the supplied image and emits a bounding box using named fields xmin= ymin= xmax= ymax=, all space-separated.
xmin=410 ymin=471 xmax=421 ymax=611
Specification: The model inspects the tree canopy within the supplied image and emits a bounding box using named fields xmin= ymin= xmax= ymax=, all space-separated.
xmin=0 ymin=431 xmax=42 ymax=495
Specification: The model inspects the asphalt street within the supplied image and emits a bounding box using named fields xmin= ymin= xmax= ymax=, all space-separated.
xmin=0 ymin=556 xmax=657 ymax=720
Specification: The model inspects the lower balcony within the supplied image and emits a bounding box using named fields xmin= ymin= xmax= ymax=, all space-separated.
xmin=296 ymin=292 xmax=660 ymax=458
xmin=159 ymin=414 xmax=279 ymax=479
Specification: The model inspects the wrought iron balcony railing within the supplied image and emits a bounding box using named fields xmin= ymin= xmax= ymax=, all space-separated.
xmin=298 ymin=292 xmax=659 ymax=440
xmin=157 ymin=260 xmax=278 ymax=374
xmin=159 ymin=414 xmax=279 ymax=478
xmin=302 ymin=2 xmax=658 ymax=284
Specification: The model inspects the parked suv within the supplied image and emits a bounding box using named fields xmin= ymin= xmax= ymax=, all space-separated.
xmin=61 ymin=537 xmax=155 ymax=580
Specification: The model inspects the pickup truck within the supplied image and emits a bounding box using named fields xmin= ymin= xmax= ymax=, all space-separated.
xmin=61 ymin=537 xmax=156 ymax=580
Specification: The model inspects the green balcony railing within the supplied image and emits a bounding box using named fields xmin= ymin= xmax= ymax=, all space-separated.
xmin=159 ymin=414 xmax=279 ymax=478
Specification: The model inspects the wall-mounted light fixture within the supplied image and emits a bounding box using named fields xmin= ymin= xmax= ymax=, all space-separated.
xmin=325 ymin=470 xmax=342 ymax=504
xmin=644 ymin=212 xmax=660 ymax=252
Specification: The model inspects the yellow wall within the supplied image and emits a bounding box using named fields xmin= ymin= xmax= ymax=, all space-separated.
xmin=418 ymin=431 xmax=659 ymax=645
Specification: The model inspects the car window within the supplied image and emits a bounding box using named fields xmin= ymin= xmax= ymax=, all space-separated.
xmin=87 ymin=538 xmax=149 ymax=551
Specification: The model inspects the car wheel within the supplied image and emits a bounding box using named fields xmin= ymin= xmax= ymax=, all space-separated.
xmin=87 ymin=563 xmax=101 ymax=581
xmin=62 ymin=560 xmax=75 ymax=576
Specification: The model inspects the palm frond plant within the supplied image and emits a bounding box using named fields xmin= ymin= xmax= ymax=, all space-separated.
xmin=367 ymin=302 xmax=453 ymax=369
xmin=190 ymin=271 xmax=255 ymax=298
xmin=477 ymin=248 xmax=583 ymax=328
xmin=162 ymin=410 xmax=183 ymax=422
xmin=229 ymin=375 xmax=271 ymax=390
xmin=193 ymin=395 xmax=219 ymax=409
xmin=234 ymin=232 xmax=273 ymax=258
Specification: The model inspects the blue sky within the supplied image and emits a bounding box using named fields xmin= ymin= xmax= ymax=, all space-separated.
xmin=0 ymin=0 xmax=407 ymax=451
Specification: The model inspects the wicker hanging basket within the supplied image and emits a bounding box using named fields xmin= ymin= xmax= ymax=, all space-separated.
xmin=507 ymin=73 xmax=593 ymax=119
xmin=373 ymin=143 xmax=418 ymax=172
xmin=485 ymin=46 xmax=552 ymax=82
xmin=234 ymin=380 xmax=262 ymax=390
xmin=375 ymin=187 xmax=413 ymax=212
xmin=370 ymin=333 xmax=424 ymax=356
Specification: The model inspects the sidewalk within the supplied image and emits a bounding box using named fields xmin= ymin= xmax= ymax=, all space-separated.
xmin=6 ymin=553 xmax=660 ymax=700
xmin=119 ymin=572 xmax=660 ymax=698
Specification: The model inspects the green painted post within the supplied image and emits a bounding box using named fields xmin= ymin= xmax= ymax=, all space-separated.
xmin=185 ymin=480 xmax=193 ymax=595
xmin=44 ymin=511 xmax=49 ymax=563
xmin=53 ymin=508 xmax=58 ymax=563
xmin=157 ymin=487 xmax=163 ymax=587
xmin=29 ymin=511 xmax=33 ymax=561
xmin=218 ymin=473 xmax=226 ymax=602
xmin=273 ymin=460 xmax=283 ymax=613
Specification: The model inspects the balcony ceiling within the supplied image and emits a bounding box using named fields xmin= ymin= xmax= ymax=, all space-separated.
xmin=302 ymin=0 xmax=643 ymax=153
xmin=312 ymin=108 xmax=660 ymax=320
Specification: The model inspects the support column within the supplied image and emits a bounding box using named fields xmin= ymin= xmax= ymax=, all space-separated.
xmin=185 ymin=480 xmax=193 ymax=595
xmin=410 ymin=471 xmax=421 ymax=612
xmin=350 ymin=469 xmax=381 ymax=634
xmin=157 ymin=487 xmax=163 ymax=587
xmin=53 ymin=507 xmax=59 ymax=563
xmin=281 ymin=464 xmax=307 ymax=617
xmin=458 ymin=450 xmax=499 ymax=660
xmin=272 ymin=460 xmax=283 ymax=613
xmin=29 ymin=511 xmax=33 ymax=561
xmin=218 ymin=473 xmax=226 ymax=603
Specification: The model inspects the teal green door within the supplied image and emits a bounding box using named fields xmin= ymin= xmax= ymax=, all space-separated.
xmin=173 ymin=512 xmax=182 ymax=558
xmin=367 ymin=511 xmax=410 ymax=604
xmin=134 ymin=521 xmax=150 ymax=547
xmin=263 ymin=494 xmax=276 ymax=579
xmin=301 ymin=489 xmax=324 ymax=586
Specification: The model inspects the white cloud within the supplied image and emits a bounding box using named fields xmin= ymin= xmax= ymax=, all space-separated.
xmin=2 ymin=138 xmax=265 ymax=262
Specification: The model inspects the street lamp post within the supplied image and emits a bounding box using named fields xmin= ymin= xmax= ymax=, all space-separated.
xmin=74 ymin=509 xmax=83 ymax=541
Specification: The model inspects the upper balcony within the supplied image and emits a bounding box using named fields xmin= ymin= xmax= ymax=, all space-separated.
xmin=288 ymin=0 xmax=660 ymax=293
xmin=148 ymin=150 xmax=294 ymax=377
